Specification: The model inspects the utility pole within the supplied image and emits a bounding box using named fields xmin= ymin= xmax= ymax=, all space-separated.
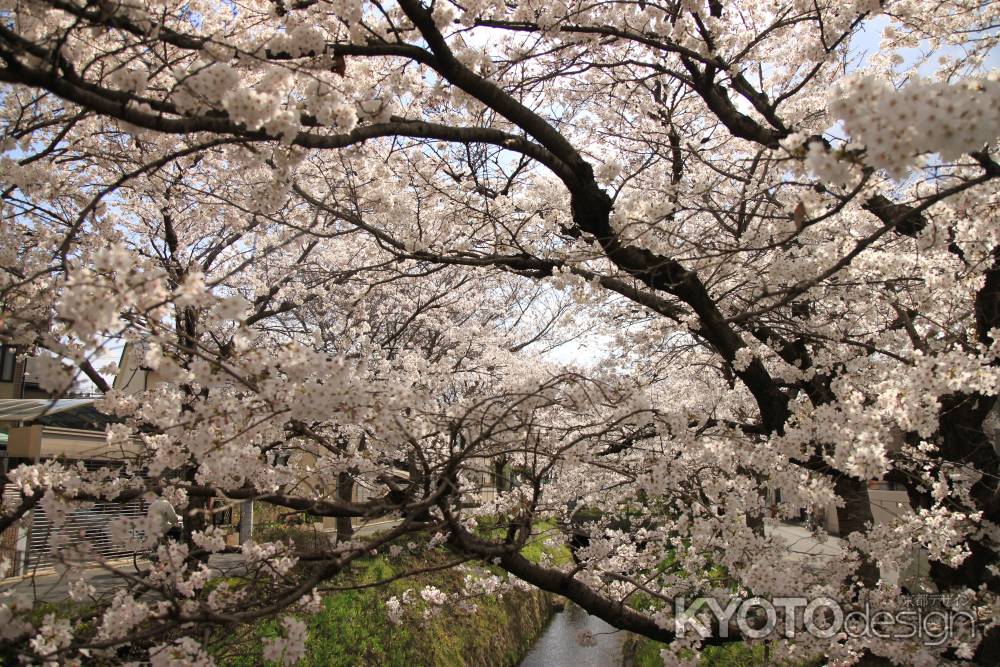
xmin=239 ymin=500 xmax=253 ymax=544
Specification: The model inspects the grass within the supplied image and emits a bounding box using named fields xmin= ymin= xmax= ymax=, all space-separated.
xmin=516 ymin=521 xmax=573 ymax=567
xmin=625 ymin=636 xmax=825 ymax=667
xmin=0 ymin=523 xmax=559 ymax=667
xmin=217 ymin=526 xmax=565 ymax=666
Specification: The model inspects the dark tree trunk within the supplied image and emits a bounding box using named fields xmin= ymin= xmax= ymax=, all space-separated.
xmin=833 ymin=476 xmax=879 ymax=588
xmin=493 ymin=457 xmax=509 ymax=495
xmin=335 ymin=471 xmax=355 ymax=542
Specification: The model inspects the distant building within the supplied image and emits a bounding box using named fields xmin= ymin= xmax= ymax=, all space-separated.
xmin=1 ymin=347 xmax=143 ymax=576
xmin=0 ymin=344 xmax=59 ymax=400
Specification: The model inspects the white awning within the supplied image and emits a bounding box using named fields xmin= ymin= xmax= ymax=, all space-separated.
xmin=0 ymin=399 xmax=95 ymax=421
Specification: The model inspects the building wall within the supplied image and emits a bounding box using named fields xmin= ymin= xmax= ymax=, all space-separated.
xmin=6 ymin=425 xmax=133 ymax=461
xmin=112 ymin=343 xmax=168 ymax=394
xmin=0 ymin=350 xmax=25 ymax=399
xmin=820 ymin=485 xmax=910 ymax=535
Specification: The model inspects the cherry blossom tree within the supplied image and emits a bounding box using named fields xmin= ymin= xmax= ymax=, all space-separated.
xmin=0 ymin=0 xmax=998 ymax=664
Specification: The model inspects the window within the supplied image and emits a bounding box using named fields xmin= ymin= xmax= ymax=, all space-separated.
xmin=0 ymin=346 xmax=15 ymax=382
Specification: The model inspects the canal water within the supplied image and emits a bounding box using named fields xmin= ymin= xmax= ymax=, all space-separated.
xmin=519 ymin=603 xmax=626 ymax=666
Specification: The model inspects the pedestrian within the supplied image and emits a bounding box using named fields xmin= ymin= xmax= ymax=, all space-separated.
xmin=147 ymin=496 xmax=183 ymax=544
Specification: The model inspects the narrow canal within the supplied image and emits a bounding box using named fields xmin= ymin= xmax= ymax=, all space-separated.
xmin=519 ymin=603 xmax=626 ymax=666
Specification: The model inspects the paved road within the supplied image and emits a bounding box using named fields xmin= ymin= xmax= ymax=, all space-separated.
xmin=767 ymin=522 xmax=844 ymax=561
xmin=1 ymin=552 xmax=248 ymax=602
xmin=1 ymin=522 xmax=402 ymax=603
xmin=767 ymin=522 xmax=934 ymax=591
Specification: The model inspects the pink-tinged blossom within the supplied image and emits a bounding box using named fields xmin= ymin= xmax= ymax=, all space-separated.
xmin=262 ymin=617 xmax=308 ymax=665
xmin=97 ymin=591 xmax=149 ymax=641
xmin=29 ymin=614 xmax=73 ymax=660
xmin=149 ymin=638 xmax=216 ymax=667
xmin=0 ymin=1 xmax=998 ymax=663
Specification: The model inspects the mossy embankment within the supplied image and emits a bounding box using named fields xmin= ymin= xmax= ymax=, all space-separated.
xmin=220 ymin=526 xmax=566 ymax=667
xmin=622 ymin=636 xmax=767 ymax=667
xmin=622 ymin=634 xmax=825 ymax=667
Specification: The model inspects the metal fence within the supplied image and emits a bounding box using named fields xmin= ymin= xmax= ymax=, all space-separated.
xmin=4 ymin=459 xmax=149 ymax=573
xmin=26 ymin=495 xmax=147 ymax=570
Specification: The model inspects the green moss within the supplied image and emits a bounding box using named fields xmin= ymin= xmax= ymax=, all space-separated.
xmin=303 ymin=589 xmax=415 ymax=667
xmin=9 ymin=520 xmax=560 ymax=666
xmin=623 ymin=636 xmax=825 ymax=667
xmin=223 ymin=582 xmax=550 ymax=666
xmin=518 ymin=523 xmax=573 ymax=567
xmin=218 ymin=541 xmax=554 ymax=667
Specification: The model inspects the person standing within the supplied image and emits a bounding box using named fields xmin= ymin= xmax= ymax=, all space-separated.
xmin=147 ymin=496 xmax=182 ymax=543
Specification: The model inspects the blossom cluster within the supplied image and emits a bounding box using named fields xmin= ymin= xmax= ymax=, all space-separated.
xmin=829 ymin=74 xmax=1000 ymax=176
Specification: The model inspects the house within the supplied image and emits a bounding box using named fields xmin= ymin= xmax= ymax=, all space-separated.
xmin=0 ymin=343 xmax=58 ymax=400
xmin=1 ymin=342 xmax=544 ymax=571
xmin=1 ymin=347 xmax=145 ymax=575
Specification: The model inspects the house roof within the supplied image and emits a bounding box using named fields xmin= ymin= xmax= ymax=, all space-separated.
xmin=0 ymin=398 xmax=96 ymax=421
xmin=1 ymin=398 xmax=124 ymax=434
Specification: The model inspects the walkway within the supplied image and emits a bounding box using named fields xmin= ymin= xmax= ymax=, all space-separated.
xmin=767 ymin=522 xmax=844 ymax=562
xmin=2 ymin=521 xmax=403 ymax=603
xmin=1 ymin=553 xmax=246 ymax=602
